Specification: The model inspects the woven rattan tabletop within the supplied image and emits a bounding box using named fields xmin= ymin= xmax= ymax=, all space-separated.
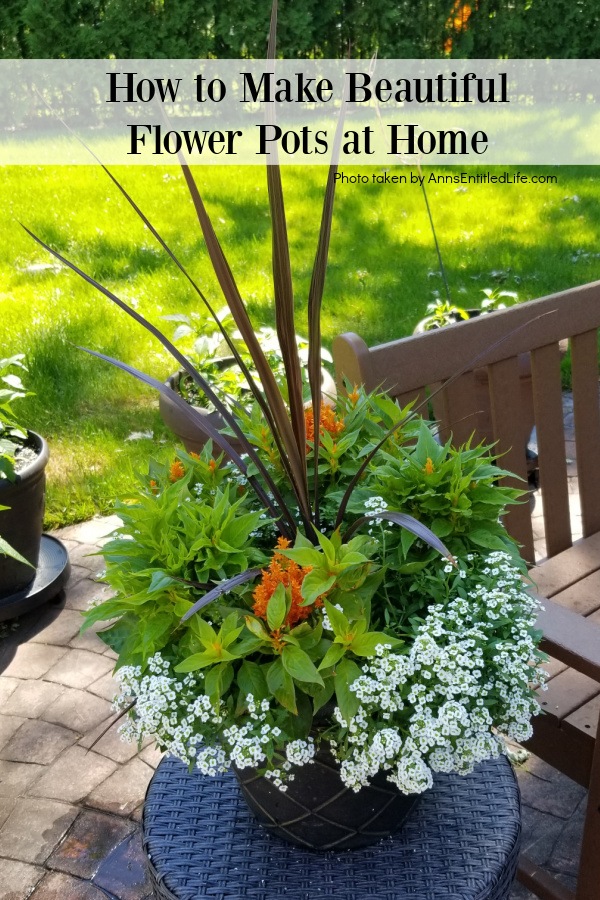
xmin=142 ymin=754 xmax=521 ymax=900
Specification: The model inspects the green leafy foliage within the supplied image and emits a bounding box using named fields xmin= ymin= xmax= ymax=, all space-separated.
xmin=361 ymin=419 xmax=523 ymax=570
xmin=82 ymin=444 xmax=270 ymax=667
xmin=0 ymin=355 xmax=32 ymax=481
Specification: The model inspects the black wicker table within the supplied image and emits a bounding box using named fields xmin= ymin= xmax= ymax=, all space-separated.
xmin=142 ymin=755 xmax=521 ymax=900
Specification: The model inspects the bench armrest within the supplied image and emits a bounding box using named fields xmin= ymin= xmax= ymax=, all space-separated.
xmin=534 ymin=594 xmax=600 ymax=683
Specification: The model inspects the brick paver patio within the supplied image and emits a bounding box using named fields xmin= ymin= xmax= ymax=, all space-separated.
xmin=0 ymin=394 xmax=589 ymax=898
xmin=0 ymin=515 xmax=157 ymax=900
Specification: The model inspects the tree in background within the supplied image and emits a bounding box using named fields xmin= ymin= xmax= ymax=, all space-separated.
xmin=1 ymin=0 xmax=598 ymax=59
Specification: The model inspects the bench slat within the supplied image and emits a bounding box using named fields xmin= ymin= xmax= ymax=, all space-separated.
xmin=397 ymin=388 xmax=429 ymax=416
xmin=551 ymin=571 xmax=600 ymax=618
xmin=437 ymin=373 xmax=482 ymax=446
xmin=543 ymin=656 xmax=568 ymax=679
xmin=335 ymin=281 xmax=600 ymax=395
xmin=571 ymin=330 xmax=600 ymax=538
xmin=531 ymin=343 xmax=572 ymax=556
xmin=487 ymin=357 xmax=534 ymax=561
xmin=536 ymin=667 xmax=600 ymax=722
xmin=536 ymin=595 xmax=600 ymax=683
xmin=564 ymin=694 xmax=600 ymax=738
xmin=530 ymin=532 xmax=600 ymax=597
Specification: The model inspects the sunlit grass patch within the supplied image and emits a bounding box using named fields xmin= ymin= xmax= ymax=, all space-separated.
xmin=1 ymin=164 xmax=599 ymax=527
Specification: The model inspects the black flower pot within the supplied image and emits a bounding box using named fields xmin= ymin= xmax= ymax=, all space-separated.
xmin=234 ymin=743 xmax=419 ymax=852
xmin=0 ymin=431 xmax=49 ymax=599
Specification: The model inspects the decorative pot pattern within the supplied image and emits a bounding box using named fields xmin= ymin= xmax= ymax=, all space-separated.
xmin=234 ymin=742 xmax=419 ymax=851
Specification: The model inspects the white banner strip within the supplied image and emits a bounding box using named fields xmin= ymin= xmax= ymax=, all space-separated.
xmin=1 ymin=59 xmax=598 ymax=165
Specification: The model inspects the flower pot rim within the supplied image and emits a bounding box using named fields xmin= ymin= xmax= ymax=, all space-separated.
xmin=167 ymin=365 xmax=337 ymax=408
xmin=0 ymin=430 xmax=49 ymax=489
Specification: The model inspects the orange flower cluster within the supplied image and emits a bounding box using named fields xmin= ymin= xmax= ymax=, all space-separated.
xmin=304 ymin=405 xmax=345 ymax=446
xmin=169 ymin=460 xmax=186 ymax=482
xmin=423 ymin=457 xmax=435 ymax=475
xmin=253 ymin=537 xmax=319 ymax=629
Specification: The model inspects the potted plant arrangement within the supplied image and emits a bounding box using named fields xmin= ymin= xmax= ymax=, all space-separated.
xmin=25 ymin=12 xmax=546 ymax=852
xmin=0 ymin=355 xmax=49 ymax=603
xmin=78 ymin=405 xmax=544 ymax=848
xmin=159 ymin=311 xmax=336 ymax=455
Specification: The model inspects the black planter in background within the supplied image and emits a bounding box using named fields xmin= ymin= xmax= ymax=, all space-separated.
xmin=0 ymin=431 xmax=49 ymax=599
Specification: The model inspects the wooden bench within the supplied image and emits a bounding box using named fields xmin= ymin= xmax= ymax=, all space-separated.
xmin=333 ymin=281 xmax=600 ymax=900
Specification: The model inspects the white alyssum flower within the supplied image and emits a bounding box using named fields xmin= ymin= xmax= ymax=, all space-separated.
xmin=285 ymin=738 xmax=316 ymax=766
xmin=364 ymin=495 xmax=388 ymax=528
xmin=330 ymin=551 xmax=545 ymax=792
xmin=112 ymin=551 xmax=544 ymax=797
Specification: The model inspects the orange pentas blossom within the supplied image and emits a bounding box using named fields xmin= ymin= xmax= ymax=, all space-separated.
xmin=253 ymin=537 xmax=323 ymax=630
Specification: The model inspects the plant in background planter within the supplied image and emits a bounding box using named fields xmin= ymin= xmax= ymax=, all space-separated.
xmin=0 ymin=355 xmax=49 ymax=600
xmin=414 ymin=287 xmax=520 ymax=333
xmin=159 ymin=310 xmax=335 ymax=456
xmin=27 ymin=6 xmax=546 ymax=851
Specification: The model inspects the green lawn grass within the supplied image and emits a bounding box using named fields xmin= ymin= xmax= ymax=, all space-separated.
xmin=1 ymin=164 xmax=599 ymax=528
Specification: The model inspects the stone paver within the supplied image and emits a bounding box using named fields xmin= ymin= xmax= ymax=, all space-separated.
xmin=56 ymin=515 xmax=120 ymax=544
xmin=0 ymin=858 xmax=44 ymax=900
xmin=3 ymin=680 xmax=64 ymax=719
xmin=87 ymin=670 xmax=121 ymax=702
xmin=2 ymin=644 xmax=68 ymax=680
xmin=64 ymin=542 xmax=105 ymax=572
xmin=0 ymin=797 xmax=17 ymax=828
xmin=86 ymin=758 xmax=154 ymax=816
xmin=139 ymin=744 xmax=164 ymax=769
xmin=44 ymin=649 xmax=113 ymax=690
xmin=30 ymin=871 xmax=108 ymax=900
xmin=27 ymin=746 xmax=118 ymax=803
xmin=47 ymin=809 xmax=135 ymax=878
xmin=28 ymin=609 xmax=85 ymax=647
xmin=0 ymin=676 xmax=21 ymax=704
xmin=68 ymin=627 xmax=107 ymax=654
xmin=0 ymin=720 xmax=78 ymax=765
xmin=518 ymin=761 xmax=585 ymax=819
xmin=548 ymin=796 xmax=587 ymax=879
xmin=63 ymin=565 xmax=95 ymax=592
xmin=0 ymin=715 xmax=27 ymax=751
xmin=0 ymin=516 xmax=153 ymax=900
xmin=0 ymin=798 xmax=78 ymax=864
xmin=93 ymin=830 xmax=153 ymax=900
xmin=41 ymin=687 xmax=113 ymax=734
xmin=79 ymin=721 xmax=143 ymax=764
xmin=63 ymin=579 xmax=114 ymax=612
xmin=0 ymin=760 xmax=45 ymax=798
